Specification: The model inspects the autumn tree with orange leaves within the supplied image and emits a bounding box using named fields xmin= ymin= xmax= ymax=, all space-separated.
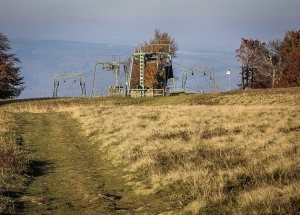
xmin=280 ymin=30 xmax=300 ymax=87
xmin=0 ymin=32 xmax=25 ymax=98
xmin=130 ymin=29 xmax=178 ymax=89
xmin=236 ymin=29 xmax=300 ymax=89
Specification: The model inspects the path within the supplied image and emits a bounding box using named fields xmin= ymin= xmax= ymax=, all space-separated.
xmin=17 ymin=112 xmax=144 ymax=215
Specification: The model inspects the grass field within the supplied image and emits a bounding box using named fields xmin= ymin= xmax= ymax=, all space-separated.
xmin=1 ymin=87 xmax=300 ymax=214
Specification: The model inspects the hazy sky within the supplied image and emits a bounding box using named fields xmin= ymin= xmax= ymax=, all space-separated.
xmin=1 ymin=0 xmax=299 ymax=51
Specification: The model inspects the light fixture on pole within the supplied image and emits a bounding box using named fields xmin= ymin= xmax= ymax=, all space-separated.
xmin=226 ymin=69 xmax=231 ymax=91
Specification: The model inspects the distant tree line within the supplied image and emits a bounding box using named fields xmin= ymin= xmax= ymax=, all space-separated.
xmin=236 ymin=29 xmax=300 ymax=89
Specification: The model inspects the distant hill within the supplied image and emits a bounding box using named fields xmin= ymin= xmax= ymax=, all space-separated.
xmin=11 ymin=39 xmax=239 ymax=98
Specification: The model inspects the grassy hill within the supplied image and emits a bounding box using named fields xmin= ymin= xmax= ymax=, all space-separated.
xmin=1 ymin=87 xmax=300 ymax=214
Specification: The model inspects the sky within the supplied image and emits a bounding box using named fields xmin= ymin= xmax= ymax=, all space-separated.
xmin=1 ymin=0 xmax=299 ymax=51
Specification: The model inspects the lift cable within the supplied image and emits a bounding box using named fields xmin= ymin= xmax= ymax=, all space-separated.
xmin=192 ymin=73 xmax=201 ymax=92
xmin=64 ymin=80 xmax=75 ymax=97
xmin=205 ymin=74 xmax=211 ymax=91
xmin=172 ymin=61 xmax=185 ymax=68
xmin=59 ymin=69 xmax=95 ymax=82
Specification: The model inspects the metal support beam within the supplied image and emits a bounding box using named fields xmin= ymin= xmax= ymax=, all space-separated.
xmin=127 ymin=55 xmax=134 ymax=95
xmin=91 ymin=55 xmax=124 ymax=97
xmin=53 ymin=72 xmax=86 ymax=97
xmin=182 ymin=67 xmax=219 ymax=93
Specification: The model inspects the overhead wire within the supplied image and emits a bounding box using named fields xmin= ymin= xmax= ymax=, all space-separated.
xmin=172 ymin=61 xmax=185 ymax=69
xmin=56 ymin=68 xmax=96 ymax=97
xmin=60 ymin=62 xmax=122 ymax=81
xmin=60 ymin=60 xmax=186 ymax=85
xmin=57 ymin=53 xmax=222 ymax=96
xmin=64 ymin=80 xmax=75 ymax=97
xmin=205 ymin=74 xmax=211 ymax=91
xmin=192 ymin=73 xmax=201 ymax=92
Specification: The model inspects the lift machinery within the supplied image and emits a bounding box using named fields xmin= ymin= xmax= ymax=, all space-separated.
xmin=127 ymin=44 xmax=173 ymax=97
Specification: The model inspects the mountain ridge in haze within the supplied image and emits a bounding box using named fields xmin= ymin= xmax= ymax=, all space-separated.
xmin=11 ymin=39 xmax=239 ymax=98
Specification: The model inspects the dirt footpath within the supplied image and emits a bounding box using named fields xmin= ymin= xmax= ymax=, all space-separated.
xmin=17 ymin=112 xmax=145 ymax=215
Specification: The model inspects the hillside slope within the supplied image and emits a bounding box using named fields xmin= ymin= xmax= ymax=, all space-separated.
xmin=1 ymin=87 xmax=299 ymax=214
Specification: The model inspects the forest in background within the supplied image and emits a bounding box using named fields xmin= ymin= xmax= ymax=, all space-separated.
xmin=236 ymin=29 xmax=300 ymax=89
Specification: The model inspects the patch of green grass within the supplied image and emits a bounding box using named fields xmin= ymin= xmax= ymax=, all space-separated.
xmin=14 ymin=112 xmax=170 ymax=214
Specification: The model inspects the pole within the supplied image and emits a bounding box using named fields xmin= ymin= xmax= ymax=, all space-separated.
xmin=228 ymin=74 xmax=231 ymax=91
xmin=226 ymin=69 xmax=231 ymax=91
xmin=91 ymin=62 xmax=99 ymax=97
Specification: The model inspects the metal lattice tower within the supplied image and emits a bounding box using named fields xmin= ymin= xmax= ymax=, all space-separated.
xmin=91 ymin=55 xmax=124 ymax=97
xmin=182 ymin=67 xmax=219 ymax=93
xmin=128 ymin=44 xmax=172 ymax=97
xmin=53 ymin=72 xmax=86 ymax=97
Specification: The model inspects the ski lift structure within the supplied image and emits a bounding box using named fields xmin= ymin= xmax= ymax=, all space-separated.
xmin=127 ymin=44 xmax=174 ymax=97
xmin=90 ymin=55 xmax=127 ymax=97
xmin=52 ymin=44 xmax=223 ymax=98
xmin=53 ymin=72 xmax=86 ymax=97
xmin=182 ymin=67 xmax=219 ymax=93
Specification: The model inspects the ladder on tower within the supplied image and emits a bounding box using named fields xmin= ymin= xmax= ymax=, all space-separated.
xmin=128 ymin=44 xmax=172 ymax=97
xmin=139 ymin=53 xmax=145 ymax=97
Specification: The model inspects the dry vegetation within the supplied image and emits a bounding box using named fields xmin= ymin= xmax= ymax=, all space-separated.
xmin=0 ymin=110 xmax=30 ymax=214
xmin=1 ymin=87 xmax=300 ymax=214
xmin=61 ymin=87 xmax=299 ymax=214
xmin=67 ymin=97 xmax=299 ymax=214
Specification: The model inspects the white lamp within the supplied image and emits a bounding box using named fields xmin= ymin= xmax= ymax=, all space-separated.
xmin=226 ymin=70 xmax=231 ymax=91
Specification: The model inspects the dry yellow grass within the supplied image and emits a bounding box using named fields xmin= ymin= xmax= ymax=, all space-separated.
xmin=62 ymin=100 xmax=299 ymax=214
xmin=1 ymin=87 xmax=299 ymax=214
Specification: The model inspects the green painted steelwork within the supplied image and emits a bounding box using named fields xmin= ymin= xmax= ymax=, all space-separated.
xmin=90 ymin=55 xmax=125 ymax=97
xmin=128 ymin=44 xmax=172 ymax=97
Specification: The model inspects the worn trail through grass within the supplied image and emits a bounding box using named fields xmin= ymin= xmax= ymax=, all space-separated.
xmin=18 ymin=112 xmax=143 ymax=215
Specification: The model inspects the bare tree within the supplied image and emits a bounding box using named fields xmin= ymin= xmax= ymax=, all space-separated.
xmin=260 ymin=39 xmax=284 ymax=88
